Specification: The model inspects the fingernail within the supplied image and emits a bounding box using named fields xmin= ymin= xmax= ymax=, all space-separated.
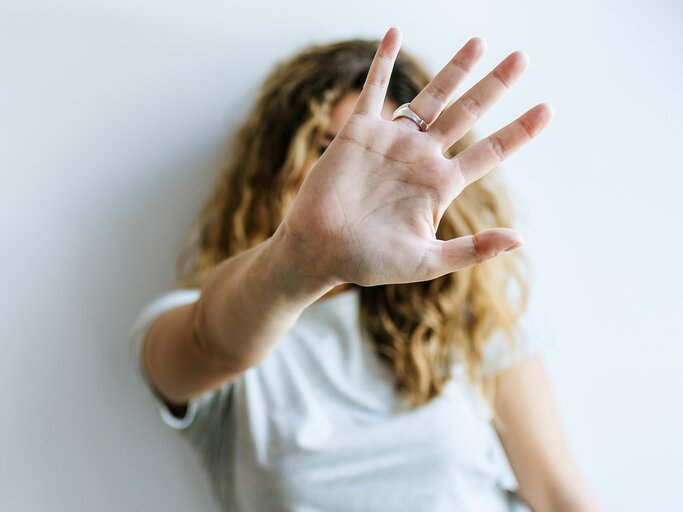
xmin=504 ymin=237 xmax=525 ymax=251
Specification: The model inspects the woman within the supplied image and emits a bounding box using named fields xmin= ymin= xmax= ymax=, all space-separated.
xmin=130 ymin=28 xmax=600 ymax=511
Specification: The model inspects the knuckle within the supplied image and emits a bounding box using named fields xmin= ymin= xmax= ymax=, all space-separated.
xmin=365 ymin=77 xmax=388 ymax=90
xmin=459 ymin=95 xmax=482 ymax=119
xmin=425 ymin=83 xmax=449 ymax=105
xmin=449 ymin=56 xmax=471 ymax=76
xmin=492 ymin=67 xmax=513 ymax=89
xmin=487 ymin=135 xmax=507 ymax=161
xmin=377 ymin=53 xmax=394 ymax=64
xmin=471 ymin=233 xmax=496 ymax=264
xmin=518 ymin=115 xmax=536 ymax=140
xmin=471 ymin=233 xmax=485 ymax=264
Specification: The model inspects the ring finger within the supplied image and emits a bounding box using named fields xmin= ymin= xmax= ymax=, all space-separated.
xmin=397 ymin=37 xmax=487 ymax=131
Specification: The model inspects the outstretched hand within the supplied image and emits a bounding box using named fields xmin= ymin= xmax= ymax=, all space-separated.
xmin=281 ymin=27 xmax=554 ymax=288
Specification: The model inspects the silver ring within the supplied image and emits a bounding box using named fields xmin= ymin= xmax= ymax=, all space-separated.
xmin=391 ymin=103 xmax=428 ymax=131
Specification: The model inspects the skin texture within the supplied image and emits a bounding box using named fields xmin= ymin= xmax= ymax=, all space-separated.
xmin=142 ymin=27 xmax=601 ymax=511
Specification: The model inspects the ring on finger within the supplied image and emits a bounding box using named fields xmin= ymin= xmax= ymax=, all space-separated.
xmin=391 ymin=103 xmax=429 ymax=131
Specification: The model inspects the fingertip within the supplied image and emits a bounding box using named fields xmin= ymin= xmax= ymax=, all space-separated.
xmin=386 ymin=26 xmax=403 ymax=45
xmin=511 ymin=50 xmax=530 ymax=69
xmin=468 ymin=36 xmax=487 ymax=54
xmin=504 ymin=237 xmax=525 ymax=252
xmin=497 ymin=228 xmax=525 ymax=249
xmin=544 ymin=102 xmax=557 ymax=117
xmin=535 ymin=102 xmax=557 ymax=126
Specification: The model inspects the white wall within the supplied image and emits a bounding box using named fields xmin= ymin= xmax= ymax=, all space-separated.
xmin=2 ymin=1 xmax=681 ymax=510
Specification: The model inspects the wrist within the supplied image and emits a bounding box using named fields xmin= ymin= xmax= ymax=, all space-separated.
xmin=265 ymin=223 xmax=340 ymax=305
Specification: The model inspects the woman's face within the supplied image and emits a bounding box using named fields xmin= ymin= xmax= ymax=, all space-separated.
xmin=299 ymin=90 xmax=399 ymax=183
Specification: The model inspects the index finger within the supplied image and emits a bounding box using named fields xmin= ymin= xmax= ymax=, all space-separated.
xmin=354 ymin=27 xmax=402 ymax=116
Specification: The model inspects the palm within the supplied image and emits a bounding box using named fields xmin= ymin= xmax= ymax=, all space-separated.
xmin=287 ymin=115 xmax=453 ymax=284
xmin=282 ymin=29 xmax=554 ymax=287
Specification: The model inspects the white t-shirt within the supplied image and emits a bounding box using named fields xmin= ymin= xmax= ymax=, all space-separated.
xmin=129 ymin=286 xmax=549 ymax=511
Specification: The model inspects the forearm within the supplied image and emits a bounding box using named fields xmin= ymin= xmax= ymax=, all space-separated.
xmin=491 ymin=357 xmax=603 ymax=512
xmin=537 ymin=480 xmax=602 ymax=512
xmin=517 ymin=441 xmax=602 ymax=512
xmin=193 ymin=226 xmax=334 ymax=372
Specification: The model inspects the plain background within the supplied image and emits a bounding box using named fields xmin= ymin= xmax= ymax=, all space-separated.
xmin=2 ymin=1 xmax=681 ymax=510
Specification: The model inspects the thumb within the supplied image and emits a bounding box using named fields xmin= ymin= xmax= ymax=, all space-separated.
xmin=432 ymin=228 xmax=524 ymax=275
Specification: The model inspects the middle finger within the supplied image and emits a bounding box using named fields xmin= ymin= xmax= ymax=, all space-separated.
xmin=429 ymin=51 xmax=529 ymax=151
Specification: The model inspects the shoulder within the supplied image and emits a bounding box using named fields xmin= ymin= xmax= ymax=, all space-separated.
xmin=480 ymin=306 xmax=556 ymax=377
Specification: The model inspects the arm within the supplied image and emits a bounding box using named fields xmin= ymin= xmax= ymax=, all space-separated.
xmin=487 ymin=355 xmax=602 ymax=512
xmin=143 ymin=27 xmax=554 ymax=410
xmin=143 ymin=231 xmax=333 ymax=407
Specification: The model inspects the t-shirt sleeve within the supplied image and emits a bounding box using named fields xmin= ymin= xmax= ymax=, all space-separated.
xmin=129 ymin=288 xmax=216 ymax=431
xmin=480 ymin=309 xmax=556 ymax=377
